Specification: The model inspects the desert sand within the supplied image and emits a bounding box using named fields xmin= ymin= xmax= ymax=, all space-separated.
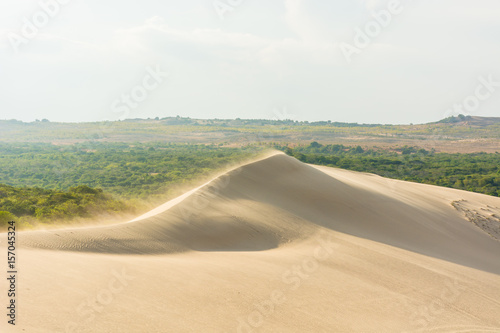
xmin=1 ymin=152 xmax=500 ymax=332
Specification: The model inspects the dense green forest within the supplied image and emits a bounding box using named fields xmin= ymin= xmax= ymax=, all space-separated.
xmin=0 ymin=142 xmax=260 ymax=198
xmin=0 ymin=142 xmax=261 ymax=230
xmin=0 ymin=185 xmax=132 ymax=230
xmin=279 ymin=142 xmax=500 ymax=197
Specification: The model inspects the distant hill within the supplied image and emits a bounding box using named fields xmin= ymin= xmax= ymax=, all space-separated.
xmin=0 ymin=115 xmax=499 ymax=152
xmin=465 ymin=116 xmax=500 ymax=126
xmin=437 ymin=114 xmax=500 ymax=126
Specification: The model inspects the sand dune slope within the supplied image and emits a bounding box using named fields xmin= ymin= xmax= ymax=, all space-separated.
xmin=1 ymin=152 xmax=500 ymax=332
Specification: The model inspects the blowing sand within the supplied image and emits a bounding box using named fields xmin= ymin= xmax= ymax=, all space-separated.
xmin=1 ymin=152 xmax=499 ymax=332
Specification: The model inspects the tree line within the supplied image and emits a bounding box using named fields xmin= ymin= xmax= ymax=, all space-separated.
xmin=278 ymin=142 xmax=500 ymax=197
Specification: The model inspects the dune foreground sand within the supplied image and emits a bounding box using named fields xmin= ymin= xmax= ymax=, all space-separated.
xmin=1 ymin=152 xmax=500 ymax=332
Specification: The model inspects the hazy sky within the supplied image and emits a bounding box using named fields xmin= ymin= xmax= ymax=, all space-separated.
xmin=1 ymin=0 xmax=499 ymax=124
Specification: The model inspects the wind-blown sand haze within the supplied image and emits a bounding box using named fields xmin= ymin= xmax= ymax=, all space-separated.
xmin=1 ymin=152 xmax=500 ymax=332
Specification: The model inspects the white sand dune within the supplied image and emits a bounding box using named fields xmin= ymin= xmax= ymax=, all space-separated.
xmin=1 ymin=152 xmax=500 ymax=332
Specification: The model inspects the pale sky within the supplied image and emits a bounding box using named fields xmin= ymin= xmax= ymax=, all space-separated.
xmin=1 ymin=0 xmax=499 ymax=124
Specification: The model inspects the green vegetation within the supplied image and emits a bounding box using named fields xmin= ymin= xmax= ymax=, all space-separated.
xmin=280 ymin=142 xmax=500 ymax=197
xmin=437 ymin=114 xmax=471 ymax=123
xmin=0 ymin=185 xmax=132 ymax=230
xmin=0 ymin=142 xmax=260 ymax=199
xmin=0 ymin=142 xmax=261 ymax=230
